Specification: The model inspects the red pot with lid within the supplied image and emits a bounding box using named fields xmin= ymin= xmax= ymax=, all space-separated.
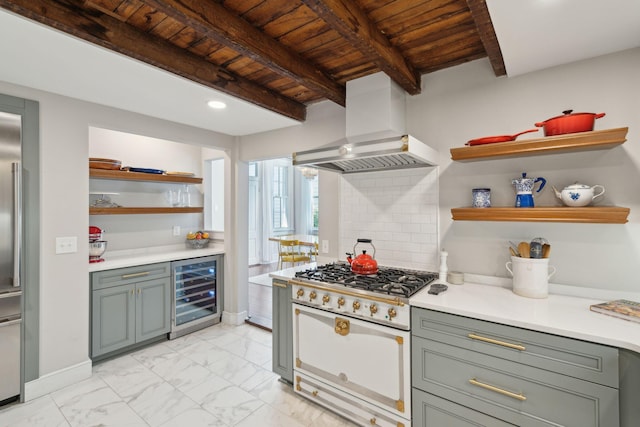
xmin=346 ymin=238 xmax=378 ymax=275
xmin=535 ymin=110 xmax=605 ymax=136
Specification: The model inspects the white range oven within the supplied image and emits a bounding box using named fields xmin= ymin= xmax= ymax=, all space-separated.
xmin=290 ymin=263 xmax=437 ymax=427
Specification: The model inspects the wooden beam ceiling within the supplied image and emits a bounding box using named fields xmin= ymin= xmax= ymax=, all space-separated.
xmin=466 ymin=0 xmax=506 ymax=76
xmin=301 ymin=0 xmax=422 ymax=95
xmin=0 ymin=0 xmax=307 ymax=121
xmin=144 ymin=0 xmax=346 ymax=106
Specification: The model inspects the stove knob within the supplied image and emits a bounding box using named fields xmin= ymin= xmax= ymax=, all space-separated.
xmin=296 ymin=288 xmax=304 ymax=299
xmin=352 ymin=301 xmax=361 ymax=312
xmin=369 ymin=303 xmax=378 ymax=316
xmin=388 ymin=307 xmax=397 ymax=319
xmin=309 ymin=291 xmax=317 ymax=302
xmin=322 ymin=294 xmax=330 ymax=305
xmin=337 ymin=297 xmax=345 ymax=308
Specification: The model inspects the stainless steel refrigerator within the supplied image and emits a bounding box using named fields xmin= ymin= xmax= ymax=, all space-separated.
xmin=0 ymin=111 xmax=22 ymax=403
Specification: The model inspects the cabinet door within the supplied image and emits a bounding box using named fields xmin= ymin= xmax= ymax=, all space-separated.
xmin=272 ymin=279 xmax=293 ymax=383
xmin=136 ymin=277 xmax=171 ymax=342
xmin=92 ymin=284 xmax=136 ymax=357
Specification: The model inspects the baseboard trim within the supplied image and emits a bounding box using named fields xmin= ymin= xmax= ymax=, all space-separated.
xmin=222 ymin=310 xmax=248 ymax=326
xmin=23 ymin=359 xmax=92 ymax=401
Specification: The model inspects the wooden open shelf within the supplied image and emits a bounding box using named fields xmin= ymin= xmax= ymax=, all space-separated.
xmin=90 ymin=207 xmax=203 ymax=215
xmin=90 ymin=168 xmax=203 ymax=184
xmin=450 ymin=127 xmax=628 ymax=161
xmin=451 ymin=206 xmax=629 ymax=224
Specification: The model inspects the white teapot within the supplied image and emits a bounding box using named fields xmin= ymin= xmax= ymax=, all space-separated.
xmin=552 ymin=182 xmax=605 ymax=207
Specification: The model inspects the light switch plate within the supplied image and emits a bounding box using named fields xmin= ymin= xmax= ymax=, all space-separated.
xmin=322 ymin=240 xmax=329 ymax=253
xmin=56 ymin=236 xmax=78 ymax=254
xmin=172 ymin=226 xmax=181 ymax=236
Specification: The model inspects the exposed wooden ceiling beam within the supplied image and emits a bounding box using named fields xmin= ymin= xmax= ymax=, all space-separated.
xmin=466 ymin=0 xmax=506 ymax=76
xmin=144 ymin=0 xmax=346 ymax=106
xmin=301 ymin=0 xmax=422 ymax=95
xmin=0 ymin=0 xmax=307 ymax=121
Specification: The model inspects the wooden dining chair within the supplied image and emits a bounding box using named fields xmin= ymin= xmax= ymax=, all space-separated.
xmin=278 ymin=239 xmax=311 ymax=269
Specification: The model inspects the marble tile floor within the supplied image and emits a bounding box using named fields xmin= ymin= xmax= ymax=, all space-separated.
xmin=0 ymin=323 xmax=357 ymax=427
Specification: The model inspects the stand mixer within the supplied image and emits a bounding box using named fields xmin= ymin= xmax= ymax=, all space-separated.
xmin=89 ymin=226 xmax=107 ymax=263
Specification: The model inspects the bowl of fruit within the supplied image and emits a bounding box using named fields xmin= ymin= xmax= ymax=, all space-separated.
xmin=186 ymin=231 xmax=210 ymax=249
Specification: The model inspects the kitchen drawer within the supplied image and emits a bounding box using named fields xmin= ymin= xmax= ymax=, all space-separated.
xmin=411 ymin=307 xmax=618 ymax=387
xmin=412 ymin=388 xmax=515 ymax=427
xmin=91 ymin=262 xmax=171 ymax=290
xmin=295 ymin=372 xmax=408 ymax=427
xmin=412 ymin=336 xmax=619 ymax=426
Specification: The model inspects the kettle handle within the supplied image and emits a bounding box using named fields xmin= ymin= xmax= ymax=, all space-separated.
xmin=354 ymin=238 xmax=376 ymax=257
xmin=534 ymin=177 xmax=546 ymax=193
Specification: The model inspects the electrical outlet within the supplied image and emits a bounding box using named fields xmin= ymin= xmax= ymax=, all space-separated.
xmin=322 ymin=240 xmax=329 ymax=254
xmin=172 ymin=226 xmax=181 ymax=236
xmin=56 ymin=236 xmax=78 ymax=254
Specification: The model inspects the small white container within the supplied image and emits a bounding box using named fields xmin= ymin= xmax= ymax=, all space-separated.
xmin=506 ymin=256 xmax=556 ymax=299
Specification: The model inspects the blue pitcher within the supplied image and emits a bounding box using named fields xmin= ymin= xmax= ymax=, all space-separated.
xmin=512 ymin=172 xmax=546 ymax=207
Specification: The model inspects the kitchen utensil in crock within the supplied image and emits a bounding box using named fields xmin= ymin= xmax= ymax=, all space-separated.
xmin=508 ymin=241 xmax=521 ymax=257
xmin=542 ymin=244 xmax=551 ymax=258
xmin=552 ymin=182 xmax=605 ymax=207
xmin=535 ymin=110 xmax=605 ymax=136
xmin=512 ymin=172 xmax=546 ymax=207
xmin=467 ymin=128 xmax=539 ymax=146
xmin=518 ymin=241 xmax=530 ymax=258
xmin=346 ymin=238 xmax=378 ymax=275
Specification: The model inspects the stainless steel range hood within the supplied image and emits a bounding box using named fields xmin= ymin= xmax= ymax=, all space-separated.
xmin=293 ymin=73 xmax=438 ymax=173
xmin=293 ymin=134 xmax=437 ymax=173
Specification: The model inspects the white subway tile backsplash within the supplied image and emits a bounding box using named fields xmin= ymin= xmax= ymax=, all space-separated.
xmin=340 ymin=168 xmax=439 ymax=271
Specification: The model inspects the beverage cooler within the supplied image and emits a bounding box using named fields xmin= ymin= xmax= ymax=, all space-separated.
xmin=170 ymin=255 xmax=223 ymax=339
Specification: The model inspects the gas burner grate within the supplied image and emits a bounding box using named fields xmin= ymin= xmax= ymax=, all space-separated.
xmin=294 ymin=263 xmax=437 ymax=298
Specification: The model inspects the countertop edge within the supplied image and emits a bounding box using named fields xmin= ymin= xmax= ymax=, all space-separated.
xmin=89 ymin=244 xmax=225 ymax=272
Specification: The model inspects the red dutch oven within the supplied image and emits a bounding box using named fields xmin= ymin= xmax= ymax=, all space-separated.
xmin=346 ymin=239 xmax=378 ymax=275
xmin=535 ymin=110 xmax=605 ymax=136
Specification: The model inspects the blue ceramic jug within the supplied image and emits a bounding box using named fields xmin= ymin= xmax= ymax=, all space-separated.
xmin=512 ymin=172 xmax=546 ymax=207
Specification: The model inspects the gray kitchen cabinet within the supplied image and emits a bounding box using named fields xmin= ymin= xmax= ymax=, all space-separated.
xmin=272 ymin=278 xmax=293 ymax=383
xmin=91 ymin=262 xmax=171 ymax=359
xmin=411 ymin=307 xmax=621 ymax=427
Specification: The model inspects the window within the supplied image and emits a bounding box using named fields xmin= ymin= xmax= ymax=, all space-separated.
xmin=311 ymin=174 xmax=319 ymax=231
xmin=272 ymin=161 xmax=293 ymax=231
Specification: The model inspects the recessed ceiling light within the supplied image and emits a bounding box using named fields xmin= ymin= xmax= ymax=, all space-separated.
xmin=207 ymin=100 xmax=227 ymax=109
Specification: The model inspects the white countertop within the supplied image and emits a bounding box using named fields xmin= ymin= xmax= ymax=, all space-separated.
xmin=269 ymin=263 xmax=640 ymax=353
xmin=410 ymin=280 xmax=640 ymax=353
xmin=88 ymin=242 xmax=225 ymax=272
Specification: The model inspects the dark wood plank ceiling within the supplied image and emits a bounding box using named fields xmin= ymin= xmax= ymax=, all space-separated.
xmin=0 ymin=0 xmax=505 ymax=122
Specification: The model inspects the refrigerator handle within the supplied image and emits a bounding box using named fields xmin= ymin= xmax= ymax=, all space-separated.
xmin=12 ymin=162 xmax=21 ymax=288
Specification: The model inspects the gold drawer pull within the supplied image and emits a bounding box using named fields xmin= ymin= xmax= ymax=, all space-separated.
xmin=121 ymin=271 xmax=150 ymax=279
xmin=468 ymin=333 xmax=525 ymax=351
xmin=272 ymin=282 xmax=287 ymax=288
xmin=469 ymin=378 xmax=526 ymax=401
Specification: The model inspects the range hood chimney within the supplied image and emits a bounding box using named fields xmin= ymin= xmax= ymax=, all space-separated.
xmin=293 ymin=72 xmax=438 ymax=173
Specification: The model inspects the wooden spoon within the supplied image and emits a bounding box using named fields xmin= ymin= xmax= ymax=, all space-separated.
xmin=518 ymin=241 xmax=530 ymax=258
xmin=542 ymin=244 xmax=551 ymax=258
xmin=509 ymin=246 xmax=518 ymax=257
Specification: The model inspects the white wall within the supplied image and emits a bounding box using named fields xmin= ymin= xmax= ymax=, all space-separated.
xmin=407 ymin=48 xmax=640 ymax=290
xmin=0 ymin=80 xmax=234 ymax=392
xmin=242 ymin=48 xmax=640 ymax=292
